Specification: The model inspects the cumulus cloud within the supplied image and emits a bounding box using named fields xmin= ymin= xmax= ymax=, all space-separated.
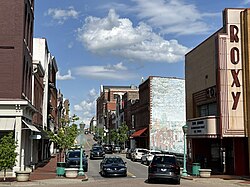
xmin=73 ymin=62 xmax=137 ymax=80
xmin=77 ymin=9 xmax=189 ymax=63
xmin=45 ymin=6 xmax=79 ymax=24
xmin=73 ymin=89 xmax=98 ymax=125
xmin=132 ymin=0 xmax=218 ymax=35
xmin=243 ymin=0 xmax=250 ymax=4
xmin=57 ymin=70 xmax=74 ymax=80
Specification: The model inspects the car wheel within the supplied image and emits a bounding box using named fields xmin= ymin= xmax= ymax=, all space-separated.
xmin=175 ymin=179 xmax=180 ymax=185
xmin=147 ymin=178 xmax=152 ymax=183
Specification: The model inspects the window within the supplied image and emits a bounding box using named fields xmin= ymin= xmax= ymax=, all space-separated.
xmin=198 ymin=102 xmax=217 ymax=117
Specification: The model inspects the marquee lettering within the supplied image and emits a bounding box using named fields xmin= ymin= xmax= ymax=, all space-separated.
xmin=230 ymin=25 xmax=239 ymax=42
xmin=230 ymin=47 xmax=240 ymax=64
xmin=231 ymin=70 xmax=241 ymax=87
xmin=229 ymin=25 xmax=241 ymax=110
xmin=232 ymin=92 xmax=241 ymax=110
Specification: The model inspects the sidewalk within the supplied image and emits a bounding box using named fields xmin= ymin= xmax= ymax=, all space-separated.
xmin=181 ymin=174 xmax=250 ymax=186
xmin=30 ymin=154 xmax=88 ymax=181
xmin=0 ymin=154 xmax=88 ymax=186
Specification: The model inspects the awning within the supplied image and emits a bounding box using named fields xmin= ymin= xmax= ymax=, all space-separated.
xmin=130 ymin=127 xmax=148 ymax=138
xmin=37 ymin=128 xmax=49 ymax=139
xmin=22 ymin=120 xmax=40 ymax=132
xmin=0 ymin=118 xmax=15 ymax=130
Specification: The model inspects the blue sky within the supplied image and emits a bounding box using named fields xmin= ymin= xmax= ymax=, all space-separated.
xmin=34 ymin=0 xmax=250 ymax=126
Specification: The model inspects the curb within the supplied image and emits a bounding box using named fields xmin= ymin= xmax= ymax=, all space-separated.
xmin=181 ymin=176 xmax=193 ymax=180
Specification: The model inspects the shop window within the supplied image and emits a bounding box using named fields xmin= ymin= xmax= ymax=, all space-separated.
xmin=198 ymin=102 xmax=217 ymax=117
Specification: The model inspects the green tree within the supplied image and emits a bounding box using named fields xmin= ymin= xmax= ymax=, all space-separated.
xmin=0 ymin=133 xmax=18 ymax=181
xmin=47 ymin=114 xmax=79 ymax=161
xmin=110 ymin=129 xmax=118 ymax=144
xmin=118 ymin=123 xmax=129 ymax=149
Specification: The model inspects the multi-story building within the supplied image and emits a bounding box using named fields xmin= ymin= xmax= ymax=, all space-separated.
xmin=185 ymin=8 xmax=250 ymax=175
xmin=121 ymin=91 xmax=139 ymax=147
xmin=130 ymin=76 xmax=186 ymax=151
xmin=31 ymin=60 xmax=45 ymax=165
xmin=96 ymin=85 xmax=138 ymax=143
xmin=0 ymin=0 xmax=41 ymax=174
xmin=33 ymin=38 xmax=58 ymax=160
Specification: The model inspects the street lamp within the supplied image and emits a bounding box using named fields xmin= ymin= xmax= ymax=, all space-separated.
xmin=182 ymin=124 xmax=188 ymax=177
xmin=78 ymin=123 xmax=85 ymax=176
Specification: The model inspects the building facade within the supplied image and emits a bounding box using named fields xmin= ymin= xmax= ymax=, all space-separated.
xmin=0 ymin=0 xmax=42 ymax=174
xmin=185 ymin=8 xmax=250 ymax=175
xmin=33 ymin=38 xmax=58 ymax=161
xmin=130 ymin=76 xmax=186 ymax=152
xmin=96 ymin=85 xmax=138 ymax=144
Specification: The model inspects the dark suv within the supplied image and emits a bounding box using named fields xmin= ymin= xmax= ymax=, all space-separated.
xmin=90 ymin=146 xmax=105 ymax=159
xmin=65 ymin=149 xmax=88 ymax=172
xmin=148 ymin=154 xmax=180 ymax=184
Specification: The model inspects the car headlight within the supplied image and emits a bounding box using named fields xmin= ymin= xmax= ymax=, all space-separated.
xmin=104 ymin=168 xmax=111 ymax=171
xmin=120 ymin=168 xmax=126 ymax=171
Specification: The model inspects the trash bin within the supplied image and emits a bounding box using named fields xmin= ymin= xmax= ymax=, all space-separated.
xmin=192 ymin=163 xmax=201 ymax=176
xmin=56 ymin=162 xmax=66 ymax=176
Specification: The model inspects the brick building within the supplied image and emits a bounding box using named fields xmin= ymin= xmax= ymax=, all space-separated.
xmin=130 ymin=76 xmax=186 ymax=151
xmin=96 ymin=85 xmax=138 ymax=143
xmin=0 ymin=0 xmax=41 ymax=174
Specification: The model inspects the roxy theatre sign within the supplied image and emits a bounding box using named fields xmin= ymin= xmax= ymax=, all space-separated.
xmin=230 ymin=24 xmax=241 ymax=110
xmin=219 ymin=8 xmax=245 ymax=136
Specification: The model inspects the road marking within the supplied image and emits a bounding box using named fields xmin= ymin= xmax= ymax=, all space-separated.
xmin=127 ymin=171 xmax=136 ymax=178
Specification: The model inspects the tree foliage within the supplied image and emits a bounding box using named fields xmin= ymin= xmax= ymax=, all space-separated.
xmin=117 ymin=123 xmax=129 ymax=148
xmin=47 ymin=124 xmax=78 ymax=151
xmin=0 ymin=132 xmax=18 ymax=180
xmin=47 ymin=114 xmax=79 ymax=161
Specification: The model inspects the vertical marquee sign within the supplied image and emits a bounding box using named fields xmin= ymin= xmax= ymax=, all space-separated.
xmin=219 ymin=9 xmax=245 ymax=136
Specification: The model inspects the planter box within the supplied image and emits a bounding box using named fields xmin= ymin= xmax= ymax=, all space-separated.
xmin=199 ymin=169 xmax=211 ymax=178
xmin=15 ymin=171 xmax=31 ymax=182
xmin=64 ymin=168 xmax=78 ymax=178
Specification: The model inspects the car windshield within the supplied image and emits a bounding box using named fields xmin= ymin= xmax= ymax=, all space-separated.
xmin=153 ymin=156 xmax=176 ymax=164
xmin=106 ymin=158 xmax=124 ymax=164
xmin=68 ymin=151 xmax=80 ymax=158
xmin=93 ymin=147 xmax=102 ymax=151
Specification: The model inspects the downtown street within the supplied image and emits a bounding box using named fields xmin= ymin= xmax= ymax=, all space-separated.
xmin=1 ymin=133 xmax=247 ymax=187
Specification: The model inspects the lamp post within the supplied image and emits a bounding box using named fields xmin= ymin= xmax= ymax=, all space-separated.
xmin=182 ymin=124 xmax=188 ymax=177
xmin=78 ymin=123 xmax=85 ymax=176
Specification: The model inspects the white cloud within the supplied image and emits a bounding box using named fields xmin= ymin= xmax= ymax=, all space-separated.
xmin=243 ymin=0 xmax=250 ymax=4
xmin=77 ymin=9 xmax=189 ymax=63
xmin=73 ymin=62 xmax=137 ymax=80
xmin=132 ymin=0 xmax=217 ymax=35
xmin=73 ymin=89 xmax=98 ymax=125
xmin=46 ymin=6 xmax=79 ymax=24
xmin=57 ymin=70 xmax=74 ymax=80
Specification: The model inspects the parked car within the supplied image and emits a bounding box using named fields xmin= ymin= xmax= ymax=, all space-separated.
xmin=100 ymin=156 xmax=127 ymax=177
xmin=148 ymin=154 xmax=180 ymax=184
xmin=113 ymin=145 xmax=121 ymax=153
xmin=65 ymin=149 xmax=88 ymax=172
xmin=131 ymin=148 xmax=148 ymax=161
xmin=90 ymin=146 xmax=105 ymax=159
xmin=103 ymin=144 xmax=113 ymax=154
xmin=141 ymin=150 xmax=161 ymax=165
